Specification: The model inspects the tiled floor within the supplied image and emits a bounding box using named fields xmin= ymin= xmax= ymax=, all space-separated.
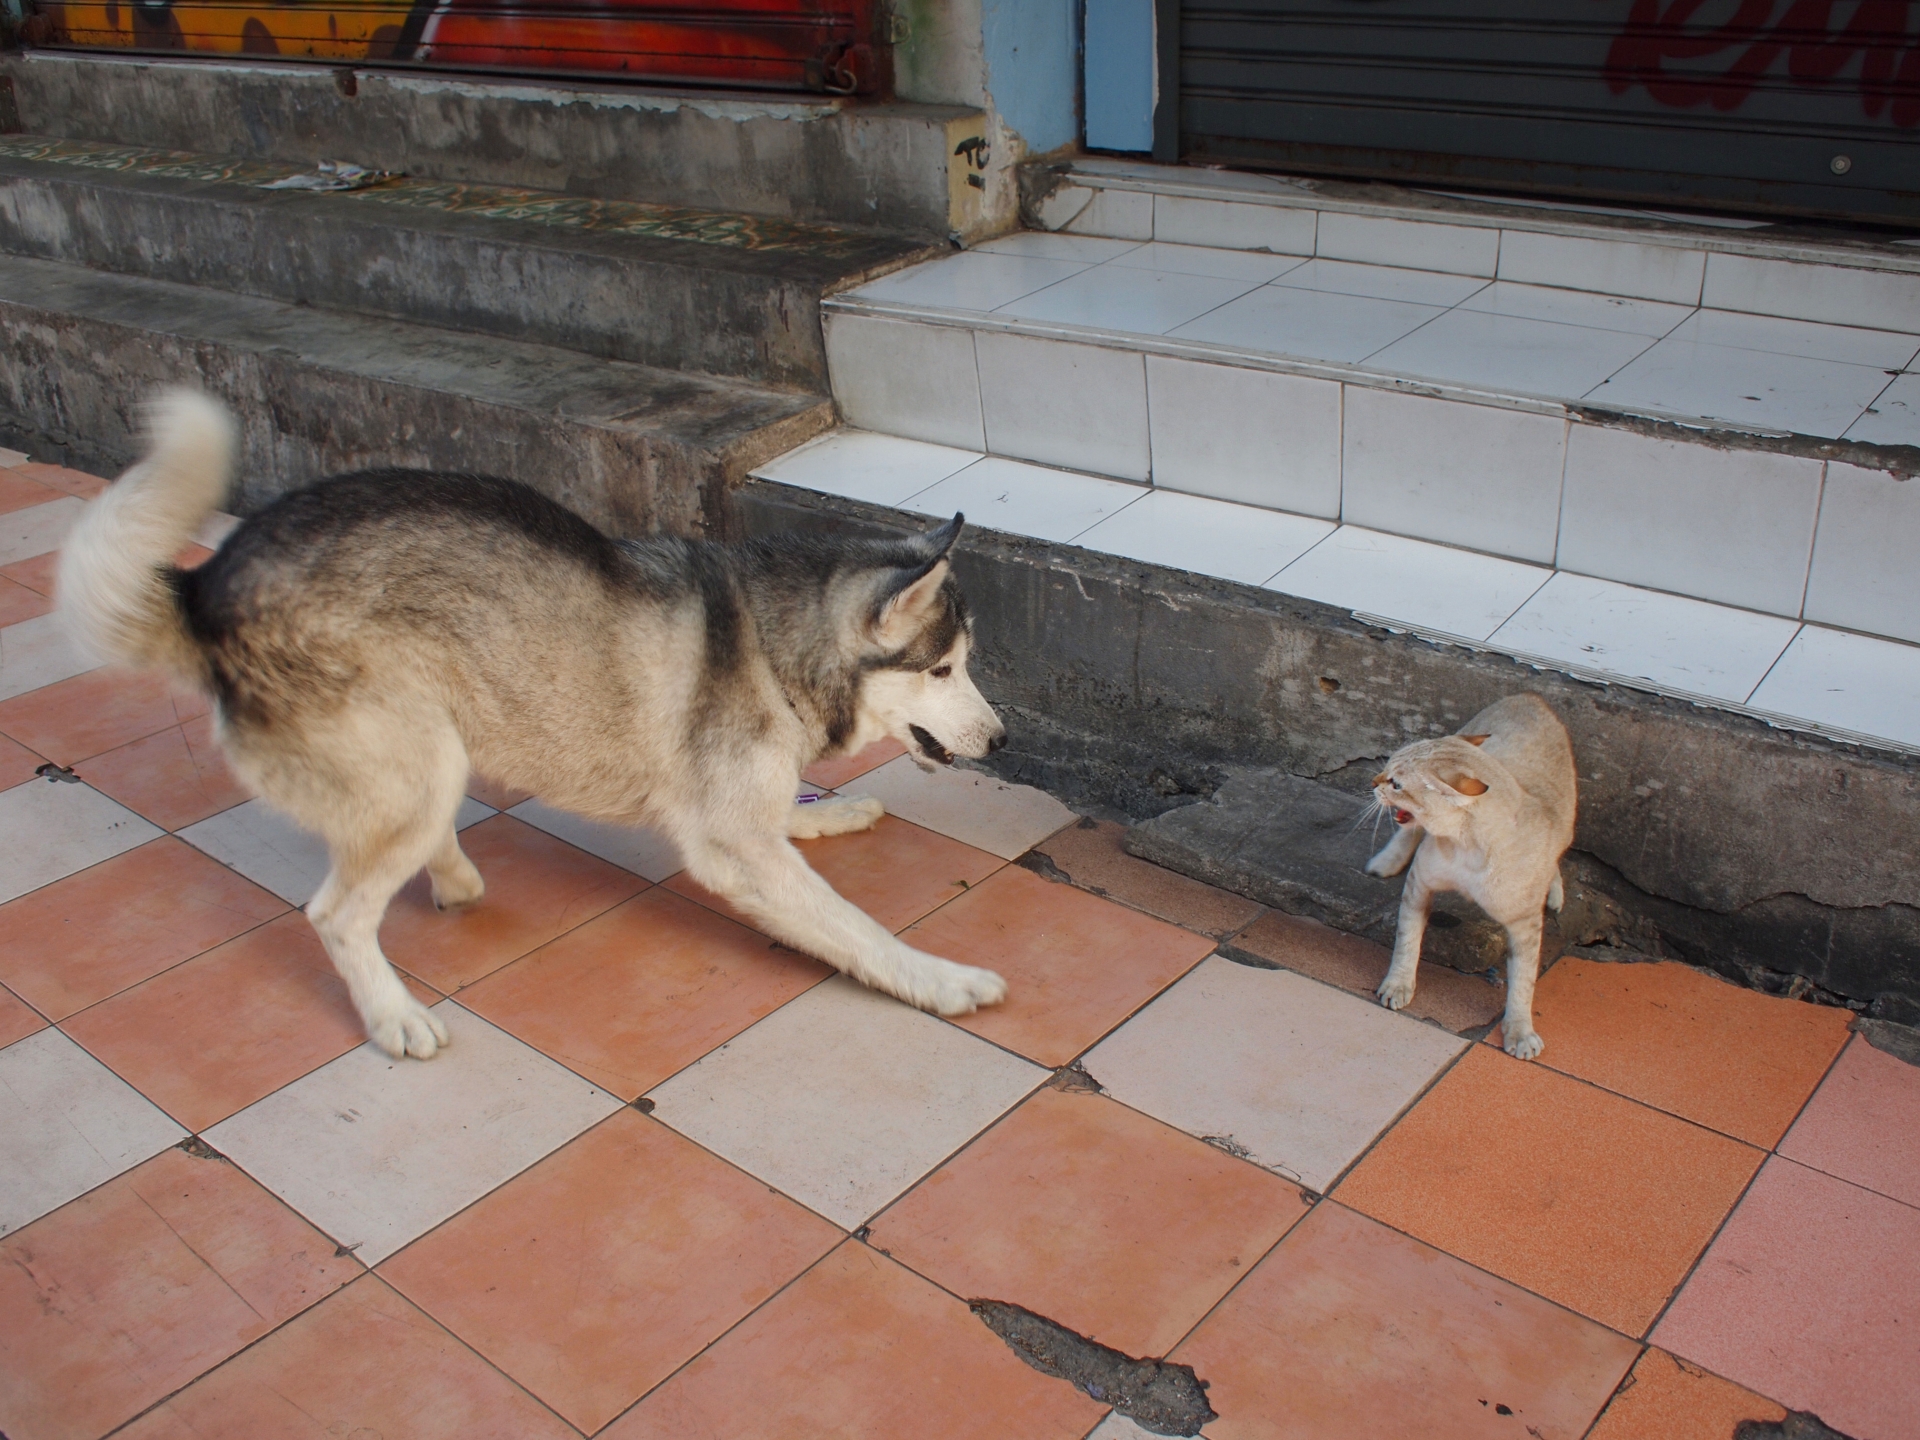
xmin=754 ymin=427 xmax=1920 ymax=751
xmin=843 ymin=231 xmax=1920 ymax=446
xmin=4 ymin=455 xmax=1916 ymax=1439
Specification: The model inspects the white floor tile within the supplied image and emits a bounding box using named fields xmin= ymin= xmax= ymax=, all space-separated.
xmin=505 ymin=799 xmax=684 ymax=883
xmin=1846 ymin=372 xmax=1920 ymax=447
xmin=1457 ymin=280 xmax=1694 ymax=337
xmin=749 ymin=429 xmax=981 ymax=510
xmin=1152 ymin=193 xmax=1316 ymax=255
xmin=1672 ymin=310 xmax=1920 ymax=369
xmin=1073 ymin=488 xmax=1336 ymax=585
xmin=1493 ymin=230 xmax=1707 ymax=306
xmin=844 ymin=753 xmax=1077 ymax=860
xmin=194 ymin=512 xmax=241 ymax=551
xmin=646 ymin=975 xmax=1045 ymax=1228
xmin=0 ymin=495 xmax=85 ymax=567
xmin=0 ymin=447 xmax=26 ymax=468
xmin=850 ymin=251 xmax=1090 ymax=313
xmin=0 ymin=1027 xmax=185 ymax=1236
xmin=1107 ymin=241 xmax=1309 ymax=284
xmin=995 ymin=264 xmax=1263 ymax=336
xmin=975 ymin=232 xmax=1144 ymax=264
xmin=0 ymin=611 xmax=99 ymax=702
xmin=1489 ymin=573 xmax=1800 ymax=702
xmin=824 ymin=313 xmax=985 ymax=452
xmin=902 ymin=456 xmax=1147 ymax=544
xmin=1557 ymin=425 xmax=1821 ymax=616
xmin=1085 ymin=958 xmax=1463 ymax=1194
xmin=1340 ymin=388 xmax=1568 ymax=564
xmin=180 ymin=795 xmax=493 ymax=906
xmin=1315 ymin=212 xmax=1499 ymax=277
xmin=1270 ymin=257 xmax=1491 ymax=307
xmin=1748 ymin=626 xmax=1920 ymax=749
xmin=1590 ymin=336 xmax=1892 ymax=439
xmin=0 ymin=779 xmax=162 ymax=906
xmin=975 ymin=332 xmax=1151 ymax=480
xmin=1803 ymin=461 xmax=1920 ymax=645
xmin=1367 ymin=308 xmax=1657 ymax=402
xmin=1169 ymin=285 xmax=1444 ymax=365
xmin=1145 ymin=355 xmax=1342 ymax=517
xmin=204 ymin=1003 xmax=620 ymax=1264
xmin=1267 ymin=526 xmax=1551 ymax=641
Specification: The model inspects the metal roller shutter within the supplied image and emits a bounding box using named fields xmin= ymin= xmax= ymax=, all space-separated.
xmin=1173 ymin=2 xmax=1920 ymax=223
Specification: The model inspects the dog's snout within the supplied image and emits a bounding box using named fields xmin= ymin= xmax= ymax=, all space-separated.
xmin=987 ymin=729 xmax=1008 ymax=754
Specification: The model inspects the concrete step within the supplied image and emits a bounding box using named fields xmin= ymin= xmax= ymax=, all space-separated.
xmin=0 ymin=134 xmax=936 ymax=392
xmin=0 ymin=253 xmax=833 ymax=536
xmin=736 ymin=477 xmax=1920 ymax=1028
xmin=1 ymin=50 xmax=994 ymax=240
xmin=755 ymin=427 xmax=1920 ymax=757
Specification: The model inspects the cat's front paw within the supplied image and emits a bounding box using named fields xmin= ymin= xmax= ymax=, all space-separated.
xmin=1503 ymin=1026 xmax=1545 ymax=1060
xmin=1377 ymin=973 xmax=1416 ymax=1011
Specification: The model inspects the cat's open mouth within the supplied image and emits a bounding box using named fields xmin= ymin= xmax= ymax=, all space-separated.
xmin=1394 ymin=809 xmax=1414 ymax=824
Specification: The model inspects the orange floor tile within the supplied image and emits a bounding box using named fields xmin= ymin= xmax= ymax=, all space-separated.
xmin=1585 ymin=1347 xmax=1786 ymax=1440
xmin=1336 ymin=1045 xmax=1764 ymax=1335
xmin=0 ymin=666 xmax=207 ymax=769
xmin=114 ymin=1276 xmax=578 ymax=1440
xmin=1521 ymin=958 xmax=1852 ymax=1145
xmin=601 ymin=1242 xmax=1105 ymax=1440
xmin=379 ymin=814 xmax=648 ymax=993
xmin=460 ymin=887 xmax=830 ymax=1099
xmin=78 ymin=714 xmax=253 ymax=831
xmin=871 ymin=1085 xmax=1309 ymax=1357
xmin=0 ymin=837 xmax=287 ymax=1020
xmin=907 ymin=863 xmax=1218 ymax=1066
xmin=380 ymin=1110 xmax=841 ymax=1433
xmin=1176 ymin=1202 xmax=1638 ymax=1440
xmin=62 ymin=912 xmax=437 ymax=1132
xmin=0 ymin=1146 xmax=360 ymax=1440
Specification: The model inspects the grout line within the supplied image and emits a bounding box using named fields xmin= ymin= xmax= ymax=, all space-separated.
xmin=1741 ymin=622 xmax=1803 ymax=707
xmin=1550 ymin=416 xmax=1572 ymax=570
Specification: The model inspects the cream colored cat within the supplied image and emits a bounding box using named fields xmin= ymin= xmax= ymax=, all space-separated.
xmin=1364 ymin=693 xmax=1576 ymax=1059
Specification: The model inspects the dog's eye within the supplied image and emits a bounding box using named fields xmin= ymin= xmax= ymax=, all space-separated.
xmin=930 ymin=664 xmax=953 ymax=679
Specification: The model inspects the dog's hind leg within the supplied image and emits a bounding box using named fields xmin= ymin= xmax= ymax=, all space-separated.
xmin=300 ymin=722 xmax=469 ymax=1059
xmin=686 ymin=833 xmax=1005 ymax=1015
xmin=426 ymin=826 xmax=485 ymax=911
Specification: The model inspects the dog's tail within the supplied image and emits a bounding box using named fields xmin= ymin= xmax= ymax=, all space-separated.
xmin=58 ymin=388 xmax=234 ymax=684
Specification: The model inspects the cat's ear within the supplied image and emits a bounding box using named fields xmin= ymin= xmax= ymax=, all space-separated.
xmin=1460 ymin=734 xmax=1490 ymax=747
xmin=1443 ymin=773 xmax=1490 ymax=797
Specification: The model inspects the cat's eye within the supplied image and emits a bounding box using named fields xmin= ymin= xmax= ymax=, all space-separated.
xmin=931 ymin=664 xmax=953 ymax=679
xmin=1390 ymin=779 xmax=1402 ymax=791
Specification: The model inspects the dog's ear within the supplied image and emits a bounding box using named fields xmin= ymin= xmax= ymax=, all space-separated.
xmin=917 ymin=513 xmax=965 ymax=561
xmin=872 ymin=515 xmax=963 ymax=647
xmin=872 ymin=554 xmax=951 ymax=648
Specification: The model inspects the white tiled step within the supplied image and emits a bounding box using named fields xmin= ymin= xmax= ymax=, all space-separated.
xmin=1033 ymin=157 xmax=1920 ymax=332
xmin=825 ymin=232 xmax=1920 ymax=649
xmin=751 ymin=429 xmax=1920 ymax=755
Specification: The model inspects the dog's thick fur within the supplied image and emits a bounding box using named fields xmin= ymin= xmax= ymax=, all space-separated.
xmin=60 ymin=391 xmax=1010 ymax=1059
xmin=1362 ymin=693 xmax=1577 ymax=1059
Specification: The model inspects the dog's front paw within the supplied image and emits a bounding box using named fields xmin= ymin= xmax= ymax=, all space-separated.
xmin=921 ymin=960 xmax=1008 ymax=1016
xmin=1376 ymin=973 xmax=1416 ymax=1011
xmin=366 ymin=995 xmax=450 ymax=1060
xmin=1503 ymin=1026 xmax=1545 ymax=1060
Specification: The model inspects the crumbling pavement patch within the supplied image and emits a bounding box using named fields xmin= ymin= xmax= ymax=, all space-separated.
xmin=969 ymin=1299 xmax=1217 ymax=1437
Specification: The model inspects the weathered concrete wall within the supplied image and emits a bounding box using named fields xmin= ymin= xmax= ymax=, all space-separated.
xmin=0 ymin=51 xmax=988 ymax=238
xmin=0 ymin=255 xmax=832 ymax=538
xmin=739 ymin=481 xmax=1920 ymax=1021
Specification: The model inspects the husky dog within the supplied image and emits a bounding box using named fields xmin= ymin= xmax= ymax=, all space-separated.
xmin=1363 ymin=694 xmax=1576 ymax=1059
xmin=60 ymin=392 xmax=1010 ymax=1060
